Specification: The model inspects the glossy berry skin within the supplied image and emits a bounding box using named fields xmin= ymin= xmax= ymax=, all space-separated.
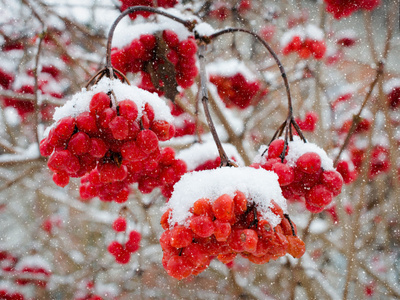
xmin=212 ymin=194 xmax=234 ymax=222
xmin=297 ymin=152 xmax=321 ymax=174
xmin=306 ymin=184 xmax=333 ymax=209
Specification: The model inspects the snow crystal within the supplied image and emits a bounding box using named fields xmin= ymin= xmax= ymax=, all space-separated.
xmin=207 ymin=58 xmax=257 ymax=81
xmin=194 ymin=22 xmax=215 ymax=37
xmin=167 ymin=167 xmax=287 ymax=228
xmin=177 ymin=141 xmax=244 ymax=170
xmin=51 ymin=76 xmax=172 ymax=126
xmin=285 ymin=136 xmax=334 ymax=170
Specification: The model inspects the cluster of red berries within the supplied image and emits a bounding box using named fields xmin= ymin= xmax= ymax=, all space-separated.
xmin=0 ymin=252 xmax=51 ymax=289
xmin=160 ymin=193 xmax=304 ymax=280
xmin=335 ymin=159 xmax=357 ymax=184
xmin=108 ymin=230 xmax=141 ymax=264
xmin=208 ymin=0 xmax=252 ymax=21
xmin=40 ymin=79 xmax=180 ymax=202
xmin=281 ymin=25 xmax=327 ymax=60
xmin=169 ymin=101 xmax=197 ymax=138
xmin=1 ymin=67 xmax=61 ymax=120
xmin=0 ymin=290 xmax=24 ymax=300
xmin=384 ymin=79 xmax=400 ymax=109
xmin=210 ymin=73 xmax=265 ymax=109
xmin=295 ymin=111 xmax=318 ymax=132
xmin=350 ymin=145 xmax=390 ymax=179
xmin=324 ymin=0 xmax=380 ymax=19
xmin=254 ymin=139 xmax=343 ymax=213
xmin=119 ymin=0 xmax=178 ymax=20
xmin=13 ymin=256 xmax=52 ymax=288
xmin=111 ymin=29 xmax=198 ymax=95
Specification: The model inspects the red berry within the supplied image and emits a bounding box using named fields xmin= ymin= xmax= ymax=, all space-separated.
xmin=166 ymin=255 xmax=192 ymax=280
xmin=90 ymin=92 xmax=110 ymax=114
xmin=163 ymin=30 xmax=179 ymax=48
xmin=118 ymin=99 xmax=138 ymax=121
xmin=267 ymin=139 xmax=287 ymax=159
xmin=108 ymin=241 xmax=123 ymax=255
xmin=151 ymin=120 xmax=174 ymax=141
xmin=306 ymin=184 xmax=333 ymax=208
xmin=109 ymin=116 xmax=129 ymax=140
xmin=112 ymin=217 xmax=127 ymax=232
xmin=136 ymin=129 xmax=159 ymax=154
xmin=213 ymin=220 xmax=231 ymax=242
xmin=272 ymin=162 xmax=294 ymax=186
xmin=170 ymin=225 xmax=193 ymax=248
xmin=321 ymin=170 xmax=343 ymax=196
xmin=212 ymin=194 xmax=234 ymax=222
xmin=189 ymin=215 xmax=214 ymax=238
xmin=68 ymin=132 xmax=91 ymax=155
xmin=89 ymin=138 xmax=109 ymax=158
xmin=297 ymin=152 xmax=321 ymax=174
xmin=233 ymin=191 xmax=247 ymax=215
xmin=52 ymin=171 xmax=69 ymax=187
xmin=192 ymin=198 xmax=213 ymax=216
xmin=76 ymin=111 xmax=98 ymax=135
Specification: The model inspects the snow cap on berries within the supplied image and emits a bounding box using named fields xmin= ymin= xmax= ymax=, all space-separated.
xmin=177 ymin=141 xmax=244 ymax=170
xmin=166 ymin=167 xmax=287 ymax=228
xmin=284 ymin=136 xmax=334 ymax=170
xmin=15 ymin=254 xmax=52 ymax=273
xmin=46 ymin=77 xmax=172 ymax=136
xmin=207 ymin=58 xmax=257 ymax=81
xmin=113 ymin=8 xmax=197 ymax=48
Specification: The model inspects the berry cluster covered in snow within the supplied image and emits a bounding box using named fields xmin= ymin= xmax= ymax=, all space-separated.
xmin=253 ymin=137 xmax=343 ymax=213
xmin=40 ymin=77 xmax=185 ymax=201
xmin=281 ymin=24 xmax=327 ymax=60
xmin=160 ymin=167 xmax=305 ymax=279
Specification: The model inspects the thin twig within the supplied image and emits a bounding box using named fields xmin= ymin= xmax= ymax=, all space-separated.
xmin=33 ymin=30 xmax=45 ymax=148
xmin=198 ymin=44 xmax=236 ymax=167
xmin=333 ymin=62 xmax=383 ymax=166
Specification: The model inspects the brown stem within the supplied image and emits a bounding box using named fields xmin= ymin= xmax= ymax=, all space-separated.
xmin=333 ymin=62 xmax=383 ymax=166
xmin=33 ymin=30 xmax=45 ymax=148
xmin=198 ymin=44 xmax=236 ymax=167
xmin=209 ymin=28 xmax=293 ymax=118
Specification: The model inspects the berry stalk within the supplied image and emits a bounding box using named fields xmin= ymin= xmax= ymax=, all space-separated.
xmin=198 ymin=44 xmax=237 ymax=167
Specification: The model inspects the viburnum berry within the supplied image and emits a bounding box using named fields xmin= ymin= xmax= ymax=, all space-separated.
xmin=296 ymin=152 xmax=321 ymax=174
xmin=112 ymin=217 xmax=127 ymax=232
